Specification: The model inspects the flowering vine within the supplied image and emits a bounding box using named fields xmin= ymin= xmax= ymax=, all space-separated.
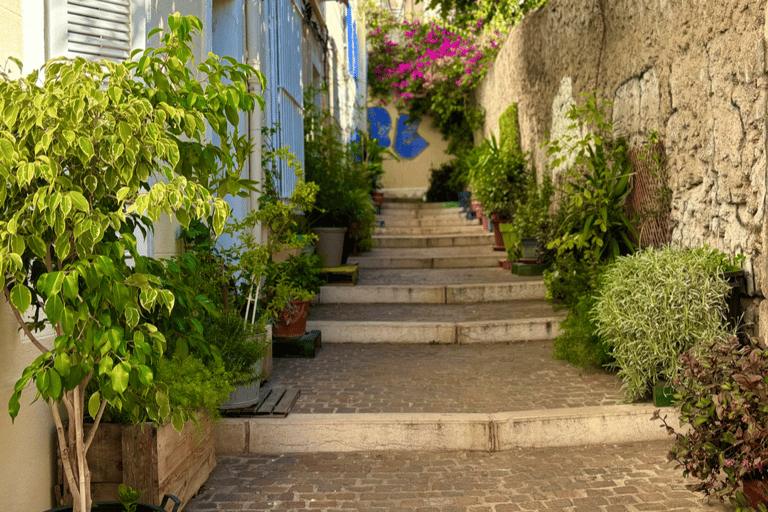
xmin=364 ymin=0 xmax=546 ymax=154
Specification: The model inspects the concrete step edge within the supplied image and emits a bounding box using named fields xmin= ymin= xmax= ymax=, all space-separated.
xmin=351 ymin=255 xmax=502 ymax=269
xmin=317 ymin=282 xmax=547 ymax=304
xmin=304 ymin=316 xmax=564 ymax=343
xmin=215 ymin=403 xmax=677 ymax=454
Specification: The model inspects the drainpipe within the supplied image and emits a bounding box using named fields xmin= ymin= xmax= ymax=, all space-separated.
xmin=245 ymin=0 xmax=264 ymax=245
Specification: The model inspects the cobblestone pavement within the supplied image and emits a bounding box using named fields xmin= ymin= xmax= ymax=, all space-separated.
xmin=186 ymin=441 xmax=732 ymax=511
xmin=262 ymin=342 xmax=624 ymax=413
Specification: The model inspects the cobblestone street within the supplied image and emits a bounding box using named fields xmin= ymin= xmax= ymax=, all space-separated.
xmin=187 ymin=441 xmax=730 ymax=511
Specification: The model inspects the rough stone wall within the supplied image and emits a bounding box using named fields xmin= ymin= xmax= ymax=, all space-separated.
xmin=476 ymin=0 xmax=768 ymax=330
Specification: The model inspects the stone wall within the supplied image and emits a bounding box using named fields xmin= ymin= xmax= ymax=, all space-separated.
xmin=476 ymin=0 xmax=768 ymax=331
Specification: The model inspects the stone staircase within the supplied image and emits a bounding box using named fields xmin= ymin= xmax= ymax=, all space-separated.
xmin=214 ymin=198 xmax=670 ymax=457
xmin=306 ymin=199 xmax=564 ymax=343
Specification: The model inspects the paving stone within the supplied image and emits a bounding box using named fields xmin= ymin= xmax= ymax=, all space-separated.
xmin=186 ymin=442 xmax=733 ymax=511
xmin=263 ymin=342 xmax=623 ymax=413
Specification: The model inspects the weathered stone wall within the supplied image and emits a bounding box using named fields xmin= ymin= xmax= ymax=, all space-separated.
xmin=476 ymin=0 xmax=768 ymax=330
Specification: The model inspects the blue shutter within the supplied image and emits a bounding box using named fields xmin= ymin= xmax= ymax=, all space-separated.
xmin=266 ymin=0 xmax=303 ymax=200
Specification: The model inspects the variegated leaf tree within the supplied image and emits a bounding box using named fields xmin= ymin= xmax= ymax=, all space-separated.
xmin=1 ymin=13 xmax=264 ymax=512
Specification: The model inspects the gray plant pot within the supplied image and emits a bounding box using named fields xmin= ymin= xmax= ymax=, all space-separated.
xmin=312 ymin=227 xmax=347 ymax=267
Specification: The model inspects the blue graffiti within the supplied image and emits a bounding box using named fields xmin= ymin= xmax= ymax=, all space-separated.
xmin=368 ymin=107 xmax=391 ymax=147
xmin=395 ymin=115 xmax=428 ymax=159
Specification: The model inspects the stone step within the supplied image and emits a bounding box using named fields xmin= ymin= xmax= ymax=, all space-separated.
xmin=379 ymin=201 xmax=460 ymax=210
xmin=350 ymin=246 xmax=501 ymax=268
xmin=305 ymin=301 xmax=563 ymax=343
xmin=351 ymin=254 xmax=500 ymax=269
xmin=216 ymin=403 xmax=675 ymax=454
xmin=373 ymin=233 xmax=494 ymax=249
xmin=378 ymin=207 xmax=467 ymax=219
xmin=376 ymin=216 xmax=480 ymax=228
xmin=374 ymin=225 xmax=486 ymax=236
xmin=316 ymin=280 xmax=547 ymax=304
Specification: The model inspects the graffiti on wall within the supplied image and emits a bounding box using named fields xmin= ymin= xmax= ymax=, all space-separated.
xmin=368 ymin=107 xmax=428 ymax=159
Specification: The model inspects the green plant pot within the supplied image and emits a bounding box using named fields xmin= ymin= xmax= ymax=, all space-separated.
xmin=499 ymin=223 xmax=516 ymax=254
xmin=653 ymin=381 xmax=676 ymax=407
xmin=520 ymin=238 xmax=539 ymax=261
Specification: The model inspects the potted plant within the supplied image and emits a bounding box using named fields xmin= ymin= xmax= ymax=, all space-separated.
xmin=304 ymin=87 xmax=376 ymax=266
xmin=656 ymin=335 xmax=768 ymax=511
xmin=467 ymin=133 xmax=527 ymax=244
xmin=592 ymin=246 xmax=737 ymax=402
xmin=2 ymin=14 xmax=262 ymax=512
xmin=505 ymin=173 xmax=554 ymax=262
xmin=263 ymin=252 xmax=324 ymax=338
xmin=49 ymin=487 xmax=180 ymax=512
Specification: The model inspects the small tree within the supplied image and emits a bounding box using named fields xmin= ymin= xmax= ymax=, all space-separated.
xmin=1 ymin=14 xmax=263 ymax=512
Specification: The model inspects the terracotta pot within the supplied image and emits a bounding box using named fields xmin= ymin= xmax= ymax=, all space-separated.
xmin=272 ymin=299 xmax=310 ymax=338
xmin=490 ymin=213 xmax=508 ymax=251
xmin=372 ymin=191 xmax=384 ymax=207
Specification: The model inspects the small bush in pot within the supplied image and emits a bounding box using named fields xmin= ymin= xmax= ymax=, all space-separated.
xmin=655 ymin=335 xmax=768 ymax=511
xmin=593 ymin=245 xmax=736 ymax=401
xmin=505 ymin=172 xmax=553 ymax=261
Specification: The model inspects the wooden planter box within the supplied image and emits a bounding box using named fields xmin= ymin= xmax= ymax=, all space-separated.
xmin=56 ymin=412 xmax=215 ymax=510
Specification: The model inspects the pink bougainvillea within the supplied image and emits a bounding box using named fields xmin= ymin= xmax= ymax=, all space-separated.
xmin=365 ymin=4 xmax=502 ymax=110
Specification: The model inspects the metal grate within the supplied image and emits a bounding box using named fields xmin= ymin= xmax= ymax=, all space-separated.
xmin=67 ymin=0 xmax=131 ymax=62
xmin=628 ymin=141 xmax=671 ymax=249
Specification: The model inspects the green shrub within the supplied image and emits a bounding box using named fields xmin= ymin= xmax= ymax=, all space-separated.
xmin=592 ymin=246 xmax=735 ymax=401
xmin=202 ymin=311 xmax=268 ymax=386
xmin=542 ymin=93 xmax=637 ymax=263
xmin=506 ymin=171 xmax=553 ymax=260
xmin=468 ymin=133 xmax=528 ymax=218
xmin=552 ymin=292 xmax=613 ymax=370
xmin=155 ymin=356 xmax=233 ymax=421
xmin=426 ymin=160 xmax=464 ymax=202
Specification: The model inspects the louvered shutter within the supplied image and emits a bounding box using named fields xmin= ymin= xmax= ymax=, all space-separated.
xmin=64 ymin=0 xmax=132 ymax=62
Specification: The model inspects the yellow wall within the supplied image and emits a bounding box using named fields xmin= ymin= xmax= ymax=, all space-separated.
xmin=373 ymin=102 xmax=451 ymax=194
xmin=0 ymin=2 xmax=58 ymax=510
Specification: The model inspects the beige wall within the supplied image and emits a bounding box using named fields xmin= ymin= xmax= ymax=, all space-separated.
xmin=373 ymin=102 xmax=451 ymax=194
xmin=0 ymin=1 xmax=58 ymax=510
xmin=476 ymin=0 xmax=768 ymax=331
xmin=147 ymin=0 xmax=209 ymax=260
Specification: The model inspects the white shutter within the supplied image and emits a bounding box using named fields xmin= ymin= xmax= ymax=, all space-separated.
xmin=64 ymin=0 xmax=132 ymax=61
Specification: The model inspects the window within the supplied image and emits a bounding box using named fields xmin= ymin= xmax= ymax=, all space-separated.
xmin=47 ymin=0 xmax=145 ymax=63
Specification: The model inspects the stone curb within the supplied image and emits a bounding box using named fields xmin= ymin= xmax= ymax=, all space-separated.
xmin=303 ymin=317 xmax=563 ymax=343
xmin=215 ymin=404 xmax=677 ymax=455
xmin=316 ymin=281 xmax=547 ymax=304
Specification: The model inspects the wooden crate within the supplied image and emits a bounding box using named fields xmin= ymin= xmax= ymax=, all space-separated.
xmin=56 ymin=412 xmax=215 ymax=510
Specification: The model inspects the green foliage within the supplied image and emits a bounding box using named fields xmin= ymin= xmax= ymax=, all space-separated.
xmin=425 ymin=160 xmax=464 ymax=202
xmin=542 ymin=93 xmax=637 ymax=263
xmin=201 ymin=311 xmax=268 ymax=387
xmin=468 ymin=133 xmax=528 ymax=218
xmin=263 ymin=252 xmax=323 ymax=322
xmin=552 ymin=292 xmax=613 ymax=370
xmin=426 ymin=0 xmax=549 ymax=24
xmin=656 ymin=336 xmax=768 ymax=511
xmin=304 ymin=87 xmax=376 ymax=250
xmin=593 ymin=246 xmax=735 ymax=401
xmin=0 ymin=13 xmax=261 ymax=511
xmin=352 ymin=131 xmax=399 ymax=192
xmin=499 ymin=103 xmax=520 ymax=154
xmin=155 ymin=356 xmax=233 ymax=422
xmin=506 ymin=172 xmax=553 ymax=261
xmin=118 ymin=484 xmax=141 ymax=512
